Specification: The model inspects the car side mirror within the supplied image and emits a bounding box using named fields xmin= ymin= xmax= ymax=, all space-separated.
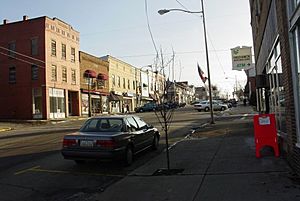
xmin=148 ymin=124 xmax=154 ymax=129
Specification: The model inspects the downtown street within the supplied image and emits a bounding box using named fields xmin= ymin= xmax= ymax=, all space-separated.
xmin=0 ymin=105 xmax=228 ymax=201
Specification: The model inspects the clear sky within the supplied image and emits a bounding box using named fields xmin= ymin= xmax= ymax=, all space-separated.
xmin=0 ymin=0 xmax=253 ymax=97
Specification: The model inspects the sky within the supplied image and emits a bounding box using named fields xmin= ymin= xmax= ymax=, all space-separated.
xmin=0 ymin=0 xmax=253 ymax=97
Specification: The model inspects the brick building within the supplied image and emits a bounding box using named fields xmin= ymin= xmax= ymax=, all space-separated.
xmin=79 ymin=52 xmax=109 ymax=116
xmin=249 ymin=0 xmax=300 ymax=175
xmin=0 ymin=16 xmax=80 ymax=119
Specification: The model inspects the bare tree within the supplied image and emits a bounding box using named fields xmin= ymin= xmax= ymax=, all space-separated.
xmin=152 ymin=49 xmax=176 ymax=171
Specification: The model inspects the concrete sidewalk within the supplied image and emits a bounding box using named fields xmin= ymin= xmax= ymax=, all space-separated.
xmin=80 ymin=116 xmax=300 ymax=201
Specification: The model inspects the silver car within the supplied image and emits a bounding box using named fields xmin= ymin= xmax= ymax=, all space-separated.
xmin=194 ymin=100 xmax=228 ymax=112
xmin=61 ymin=115 xmax=160 ymax=165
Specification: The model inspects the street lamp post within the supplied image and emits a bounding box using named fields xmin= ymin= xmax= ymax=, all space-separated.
xmin=158 ymin=0 xmax=214 ymax=124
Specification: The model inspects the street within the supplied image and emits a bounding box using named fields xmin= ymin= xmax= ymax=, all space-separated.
xmin=0 ymin=105 xmax=223 ymax=201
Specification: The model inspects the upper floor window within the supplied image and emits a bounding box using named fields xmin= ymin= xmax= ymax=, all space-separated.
xmin=123 ymin=78 xmax=126 ymax=89
xmin=62 ymin=44 xmax=66 ymax=60
xmin=9 ymin=66 xmax=16 ymax=84
xmin=31 ymin=38 xmax=38 ymax=56
xmin=128 ymin=79 xmax=130 ymax=89
xmin=71 ymin=69 xmax=76 ymax=84
xmin=8 ymin=41 xmax=16 ymax=58
xmin=51 ymin=65 xmax=57 ymax=81
xmin=62 ymin=66 xmax=67 ymax=82
xmin=117 ymin=76 xmax=121 ymax=87
xmin=31 ymin=65 xmax=38 ymax=80
xmin=71 ymin=47 xmax=75 ymax=62
xmin=112 ymin=74 xmax=116 ymax=86
xmin=133 ymin=80 xmax=136 ymax=90
xmin=51 ymin=40 xmax=56 ymax=56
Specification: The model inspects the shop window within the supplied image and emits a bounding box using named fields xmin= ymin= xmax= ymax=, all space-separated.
xmin=32 ymin=88 xmax=42 ymax=115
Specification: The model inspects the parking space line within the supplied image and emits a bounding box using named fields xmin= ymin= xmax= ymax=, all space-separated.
xmin=15 ymin=166 xmax=125 ymax=177
xmin=14 ymin=165 xmax=40 ymax=175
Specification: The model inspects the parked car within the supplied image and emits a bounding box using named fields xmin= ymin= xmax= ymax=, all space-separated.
xmin=194 ymin=100 xmax=228 ymax=112
xmin=135 ymin=102 xmax=157 ymax=113
xmin=61 ymin=115 xmax=160 ymax=165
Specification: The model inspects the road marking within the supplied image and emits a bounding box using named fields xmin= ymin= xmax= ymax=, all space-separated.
xmin=15 ymin=166 xmax=125 ymax=177
xmin=14 ymin=165 xmax=41 ymax=175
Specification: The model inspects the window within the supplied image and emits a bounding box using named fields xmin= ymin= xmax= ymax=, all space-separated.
xmin=32 ymin=88 xmax=42 ymax=115
xmin=112 ymin=74 xmax=116 ymax=86
xmin=133 ymin=80 xmax=135 ymax=90
xmin=8 ymin=41 xmax=16 ymax=58
xmin=71 ymin=69 xmax=76 ymax=84
xmin=62 ymin=66 xmax=67 ymax=82
xmin=51 ymin=65 xmax=57 ymax=81
xmin=71 ymin=47 xmax=75 ymax=62
xmin=61 ymin=44 xmax=66 ymax=60
xmin=117 ymin=76 xmax=121 ymax=87
xmin=31 ymin=38 xmax=38 ymax=56
xmin=9 ymin=66 xmax=16 ymax=83
xmin=126 ymin=117 xmax=138 ymax=131
xmin=31 ymin=65 xmax=38 ymax=80
xmin=128 ymin=79 xmax=130 ymax=89
xmin=51 ymin=40 xmax=56 ymax=56
xmin=123 ymin=78 xmax=126 ymax=89
xmin=133 ymin=116 xmax=147 ymax=129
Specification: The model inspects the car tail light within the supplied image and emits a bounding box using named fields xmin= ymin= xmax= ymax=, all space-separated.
xmin=96 ymin=139 xmax=116 ymax=148
xmin=63 ymin=139 xmax=77 ymax=147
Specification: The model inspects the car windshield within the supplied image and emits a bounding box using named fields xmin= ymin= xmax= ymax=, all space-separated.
xmin=80 ymin=118 xmax=123 ymax=132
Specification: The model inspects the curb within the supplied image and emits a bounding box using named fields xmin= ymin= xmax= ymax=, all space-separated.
xmin=0 ymin=127 xmax=12 ymax=132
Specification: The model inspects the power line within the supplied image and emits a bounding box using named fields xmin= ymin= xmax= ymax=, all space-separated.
xmin=144 ymin=0 xmax=159 ymax=57
xmin=0 ymin=51 xmax=45 ymax=69
xmin=0 ymin=46 xmax=45 ymax=64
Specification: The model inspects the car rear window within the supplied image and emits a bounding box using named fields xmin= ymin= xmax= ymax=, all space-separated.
xmin=80 ymin=118 xmax=123 ymax=132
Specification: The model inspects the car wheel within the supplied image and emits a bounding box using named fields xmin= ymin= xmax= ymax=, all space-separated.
xmin=140 ymin=109 xmax=143 ymax=113
xmin=204 ymin=107 xmax=209 ymax=112
xmin=152 ymin=135 xmax=159 ymax=150
xmin=197 ymin=109 xmax=201 ymax=112
xmin=221 ymin=107 xmax=225 ymax=111
xmin=124 ymin=146 xmax=133 ymax=166
xmin=74 ymin=160 xmax=85 ymax=165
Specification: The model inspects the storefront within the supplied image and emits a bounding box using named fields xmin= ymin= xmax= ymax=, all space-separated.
xmin=49 ymin=88 xmax=65 ymax=119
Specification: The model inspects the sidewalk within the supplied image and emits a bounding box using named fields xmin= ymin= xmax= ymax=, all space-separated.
xmin=80 ymin=115 xmax=300 ymax=201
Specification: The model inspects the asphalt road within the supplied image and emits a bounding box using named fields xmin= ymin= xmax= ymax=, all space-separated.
xmin=0 ymin=106 xmax=229 ymax=201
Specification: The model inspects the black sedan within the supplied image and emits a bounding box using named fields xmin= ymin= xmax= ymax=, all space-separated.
xmin=61 ymin=115 xmax=160 ymax=165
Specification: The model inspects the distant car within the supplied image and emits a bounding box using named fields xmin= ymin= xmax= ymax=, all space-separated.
xmin=135 ymin=102 xmax=157 ymax=113
xmin=61 ymin=115 xmax=160 ymax=165
xmin=194 ymin=100 xmax=228 ymax=112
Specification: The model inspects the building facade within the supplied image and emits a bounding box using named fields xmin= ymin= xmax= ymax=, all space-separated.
xmin=101 ymin=55 xmax=137 ymax=113
xmin=0 ymin=16 xmax=80 ymax=120
xmin=79 ymin=52 xmax=109 ymax=116
xmin=249 ymin=0 xmax=300 ymax=175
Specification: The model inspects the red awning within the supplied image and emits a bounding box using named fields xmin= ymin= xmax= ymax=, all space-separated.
xmin=84 ymin=70 xmax=97 ymax=78
xmin=97 ymin=73 xmax=109 ymax=80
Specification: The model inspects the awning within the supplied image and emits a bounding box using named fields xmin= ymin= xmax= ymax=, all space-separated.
xmin=108 ymin=92 xmax=123 ymax=101
xmin=84 ymin=70 xmax=97 ymax=78
xmin=97 ymin=73 xmax=109 ymax=80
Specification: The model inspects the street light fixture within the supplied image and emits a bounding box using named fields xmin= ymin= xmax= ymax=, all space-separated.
xmin=158 ymin=0 xmax=214 ymax=124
